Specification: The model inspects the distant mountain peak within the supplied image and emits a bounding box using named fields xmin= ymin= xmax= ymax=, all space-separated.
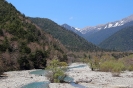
xmin=80 ymin=14 xmax=133 ymax=34
xmin=62 ymin=23 xmax=74 ymax=28
xmin=61 ymin=24 xmax=84 ymax=38
xmin=62 ymin=14 xmax=133 ymax=45
xmin=61 ymin=24 xmax=81 ymax=32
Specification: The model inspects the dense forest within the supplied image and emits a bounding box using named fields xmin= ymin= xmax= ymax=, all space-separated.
xmin=0 ymin=0 xmax=68 ymax=74
xmin=29 ymin=17 xmax=102 ymax=52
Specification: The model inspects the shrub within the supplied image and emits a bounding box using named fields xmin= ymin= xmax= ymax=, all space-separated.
xmin=28 ymin=50 xmax=47 ymax=69
xmin=18 ymin=56 xmax=30 ymax=70
xmin=111 ymin=62 xmax=125 ymax=77
xmin=100 ymin=60 xmax=125 ymax=76
xmin=89 ymin=57 xmax=100 ymax=71
xmin=100 ymin=60 xmax=114 ymax=72
xmin=19 ymin=42 xmax=31 ymax=54
xmin=127 ymin=65 xmax=133 ymax=71
xmin=46 ymin=59 xmax=67 ymax=83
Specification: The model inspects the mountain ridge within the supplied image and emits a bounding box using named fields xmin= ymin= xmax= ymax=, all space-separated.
xmin=81 ymin=14 xmax=133 ymax=34
xmin=61 ymin=24 xmax=83 ymax=37
xmin=99 ymin=26 xmax=133 ymax=51
xmin=29 ymin=17 xmax=102 ymax=52
xmin=62 ymin=14 xmax=133 ymax=45
xmin=0 ymin=0 xmax=68 ymax=72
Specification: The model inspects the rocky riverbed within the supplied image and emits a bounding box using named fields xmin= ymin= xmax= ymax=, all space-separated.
xmin=1 ymin=63 xmax=133 ymax=88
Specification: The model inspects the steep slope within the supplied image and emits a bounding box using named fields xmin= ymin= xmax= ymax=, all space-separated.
xmin=61 ymin=24 xmax=82 ymax=37
xmin=0 ymin=0 xmax=67 ymax=73
xmin=81 ymin=14 xmax=133 ymax=34
xmin=67 ymin=15 xmax=133 ymax=45
xmin=99 ymin=26 xmax=133 ymax=51
xmin=83 ymin=20 xmax=133 ymax=45
xmin=29 ymin=17 xmax=101 ymax=52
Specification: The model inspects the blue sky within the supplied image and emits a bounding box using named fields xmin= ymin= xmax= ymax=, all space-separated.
xmin=7 ymin=0 xmax=133 ymax=28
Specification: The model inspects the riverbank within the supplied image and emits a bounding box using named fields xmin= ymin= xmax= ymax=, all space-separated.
xmin=0 ymin=63 xmax=133 ymax=88
xmin=50 ymin=63 xmax=133 ymax=88
xmin=0 ymin=70 xmax=48 ymax=88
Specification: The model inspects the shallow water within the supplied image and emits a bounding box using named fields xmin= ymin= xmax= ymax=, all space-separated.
xmin=70 ymin=82 xmax=86 ymax=88
xmin=21 ymin=81 xmax=50 ymax=88
xmin=30 ymin=65 xmax=86 ymax=76
xmin=30 ymin=69 xmax=47 ymax=76
xmin=24 ymin=64 xmax=86 ymax=88
xmin=63 ymin=76 xmax=74 ymax=82
xmin=68 ymin=64 xmax=86 ymax=69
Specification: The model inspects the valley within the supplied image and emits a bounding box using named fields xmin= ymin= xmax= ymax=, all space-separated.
xmin=1 ymin=62 xmax=133 ymax=88
xmin=0 ymin=0 xmax=133 ymax=88
xmin=62 ymin=15 xmax=133 ymax=46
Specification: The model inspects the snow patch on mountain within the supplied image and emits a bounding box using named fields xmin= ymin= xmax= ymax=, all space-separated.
xmin=62 ymin=15 xmax=133 ymax=35
xmin=79 ymin=14 xmax=133 ymax=34
xmin=114 ymin=22 xmax=119 ymax=27
xmin=98 ymin=28 xmax=101 ymax=30
xmin=108 ymin=23 xmax=113 ymax=28
xmin=121 ymin=21 xmax=124 ymax=23
xmin=75 ymin=28 xmax=81 ymax=31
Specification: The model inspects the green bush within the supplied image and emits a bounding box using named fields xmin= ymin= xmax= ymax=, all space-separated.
xmin=28 ymin=50 xmax=47 ymax=69
xmin=19 ymin=42 xmax=31 ymax=54
xmin=18 ymin=56 xmax=30 ymax=70
xmin=127 ymin=65 xmax=133 ymax=71
xmin=100 ymin=60 xmax=114 ymax=72
xmin=100 ymin=60 xmax=125 ymax=76
xmin=89 ymin=58 xmax=100 ymax=71
xmin=46 ymin=59 xmax=67 ymax=83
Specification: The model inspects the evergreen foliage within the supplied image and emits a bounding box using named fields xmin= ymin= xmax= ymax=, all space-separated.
xmin=29 ymin=17 xmax=102 ymax=52
xmin=99 ymin=26 xmax=133 ymax=51
xmin=0 ymin=0 xmax=67 ymax=74
xmin=46 ymin=59 xmax=67 ymax=83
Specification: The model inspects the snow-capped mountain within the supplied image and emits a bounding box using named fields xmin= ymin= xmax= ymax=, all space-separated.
xmin=61 ymin=15 xmax=133 ymax=45
xmin=81 ymin=14 xmax=133 ymax=34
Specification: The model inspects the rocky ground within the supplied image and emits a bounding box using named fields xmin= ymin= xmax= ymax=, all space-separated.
xmin=1 ymin=63 xmax=133 ymax=88
xmin=0 ymin=70 xmax=48 ymax=88
xmin=50 ymin=63 xmax=133 ymax=88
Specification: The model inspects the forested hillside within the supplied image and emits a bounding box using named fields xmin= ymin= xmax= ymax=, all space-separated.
xmin=0 ymin=0 xmax=67 ymax=74
xmin=99 ymin=26 xmax=133 ymax=51
xmin=29 ymin=17 xmax=101 ymax=52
